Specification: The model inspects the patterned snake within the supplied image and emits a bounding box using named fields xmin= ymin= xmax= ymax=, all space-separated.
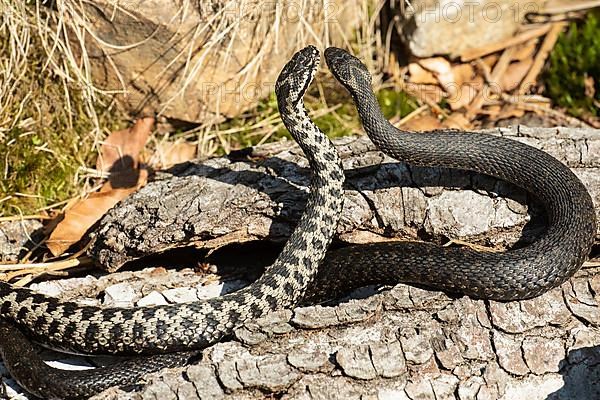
xmin=0 ymin=46 xmax=345 ymax=398
xmin=0 ymin=46 xmax=596 ymax=399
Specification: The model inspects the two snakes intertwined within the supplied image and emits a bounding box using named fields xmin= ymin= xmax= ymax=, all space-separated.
xmin=0 ymin=46 xmax=596 ymax=399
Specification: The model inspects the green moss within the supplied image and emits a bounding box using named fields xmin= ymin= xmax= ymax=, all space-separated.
xmin=377 ymin=88 xmax=419 ymax=120
xmin=0 ymin=19 xmax=122 ymax=216
xmin=543 ymin=12 xmax=600 ymax=117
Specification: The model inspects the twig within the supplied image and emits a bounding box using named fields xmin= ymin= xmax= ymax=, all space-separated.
xmin=459 ymin=24 xmax=552 ymax=62
xmin=519 ymin=22 xmax=567 ymax=95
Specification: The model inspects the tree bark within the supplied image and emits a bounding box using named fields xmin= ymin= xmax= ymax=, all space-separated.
xmin=2 ymin=126 xmax=599 ymax=399
xmin=85 ymin=126 xmax=600 ymax=399
xmin=90 ymin=126 xmax=600 ymax=271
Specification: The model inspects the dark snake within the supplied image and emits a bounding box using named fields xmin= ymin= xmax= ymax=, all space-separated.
xmin=0 ymin=46 xmax=596 ymax=399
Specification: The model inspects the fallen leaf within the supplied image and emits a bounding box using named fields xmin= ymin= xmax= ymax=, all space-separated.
xmin=512 ymin=40 xmax=538 ymax=61
xmin=447 ymin=84 xmax=479 ymax=110
xmin=482 ymin=54 xmax=499 ymax=69
xmin=400 ymin=114 xmax=443 ymax=131
xmin=97 ymin=117 xmax=154 ymax=173
xmin=405 ymin=84 xmax=446 ymax=105
xmin=443 ymin=113 xmax=472 ymax=129
xmin=418 ymin=57 xmax=456 ymax=96
xmin=451 ymin=64 xmax=475 ymax=87
xmin=584 ymin=75 xmax=595 ymax=98
xmin=154 ymin=140 xmax=197 ymax=169
xmin=496 ymin=106 xmax=526 ymax=120
xmin=47 ymin=169 xmax=148 ymax=256
xmin=501 ymin=59 xmax=534 ymax=92
xmin=408 ymin=63 xmax=438 ymax=84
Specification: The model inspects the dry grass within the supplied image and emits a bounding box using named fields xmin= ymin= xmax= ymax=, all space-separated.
xmin=0 ymin=0 xmax=401 ymax=218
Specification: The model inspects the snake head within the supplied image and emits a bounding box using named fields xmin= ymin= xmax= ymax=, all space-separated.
xmin=276 ymin=45 xmax=320 ymax=109
xmin=324 ymin=47 xmax=372 ymax=93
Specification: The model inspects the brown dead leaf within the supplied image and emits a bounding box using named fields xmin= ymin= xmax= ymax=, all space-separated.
xmin=496 ymin=106 xmax=526 ymax=120
xmin=501 ymin=59 xmax=534 ymax=92
xmin=47 ymin=169 xmax=148 ymax=256
xmin=447 ymin=84 xmax=480 ymax=110
xmin=443 ymin=113 xmax=472 ymax=130
xmin=418 ymin=58 xmax=456 ymax=95
xmin=97 ymin=117 xmax=154 ymax=173
xmin=512 ymin=40 xmax=538 ymax=62
xmin=451 ymin=64 xmax=475 ymax=87
xmin=400 ymin=114 xmax=443 ymax=131
xmin=584 ymin=75 xmax=596 ymax=98
xmin=408 ymin=63 xmax=438 ymax=84
xmin=482 ymin=54 xmax=500 ymax=69
xmin=405 ymin=83 xmax=446 ymax=105
xmin=154 ymin=140 xmax=197 ymax=169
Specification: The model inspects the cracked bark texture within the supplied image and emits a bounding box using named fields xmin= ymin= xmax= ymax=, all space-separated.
xmin=90 ymin=126 xmax=600 ymax=271
xmin=86 ymin=271 xmax=600 ymax=400
xmin=1 ymin=126 xmax=599 ymax=399
xmin=86 ymin=126 xmax=600 ymax=399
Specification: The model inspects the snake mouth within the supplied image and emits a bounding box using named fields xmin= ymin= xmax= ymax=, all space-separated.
xmin=276 ymin=45 xmax=320 ymax=107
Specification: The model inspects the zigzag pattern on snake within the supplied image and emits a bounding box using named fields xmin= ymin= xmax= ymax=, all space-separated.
xmin=0 ymin=46 xmax=345 ymax=399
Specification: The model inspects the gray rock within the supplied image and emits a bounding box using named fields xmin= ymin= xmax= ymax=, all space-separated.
xmin=0 ymin=220 xmax=42 ymax=262
xmin=162 ymin=287 xmax=198 ymax=303
xmin=137 ymin=291 xmax=168 ymax=306
xmin=396 ymin=0 xmax=544 ymax=57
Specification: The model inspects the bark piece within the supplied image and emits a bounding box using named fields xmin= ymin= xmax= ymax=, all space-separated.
xmin=89 ymin=127 xmax=600 ymax=273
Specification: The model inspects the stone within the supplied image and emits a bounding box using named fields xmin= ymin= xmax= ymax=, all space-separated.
xmin=196 ymin=282 xmax=226 ymax=299
xmin=162 ymin=287 xmax=198 ymax=303
xmin=0 ymin=220 xmax=42 ymax=262
xmin=396 ymin=0 xmax=545 ymax=57
xmin=137 ymin=290 xmax=168 ymax=306
xmin=66 ymin=0 xmax=360 ymax=122
xmin=29 ymin=276 xmax=97 ymax=297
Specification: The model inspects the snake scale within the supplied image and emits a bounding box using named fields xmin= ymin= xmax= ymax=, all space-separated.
xmin=0 ymin=46 xmax=596 ymax=399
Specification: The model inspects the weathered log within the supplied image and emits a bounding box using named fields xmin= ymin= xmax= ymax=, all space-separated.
xmin=90 ymin=126 xmax=600 ymax=272
xmin=86 ymin=126 xmax=600 ymax=398
xmin=1 ymin=126 xmax=599 ymax=399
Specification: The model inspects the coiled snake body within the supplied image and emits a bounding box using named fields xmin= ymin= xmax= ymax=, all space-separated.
xmin=322 ymin=47 xmax=595 ymax=300
xmin=0 ymin=46 xmax=596 ymax=399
